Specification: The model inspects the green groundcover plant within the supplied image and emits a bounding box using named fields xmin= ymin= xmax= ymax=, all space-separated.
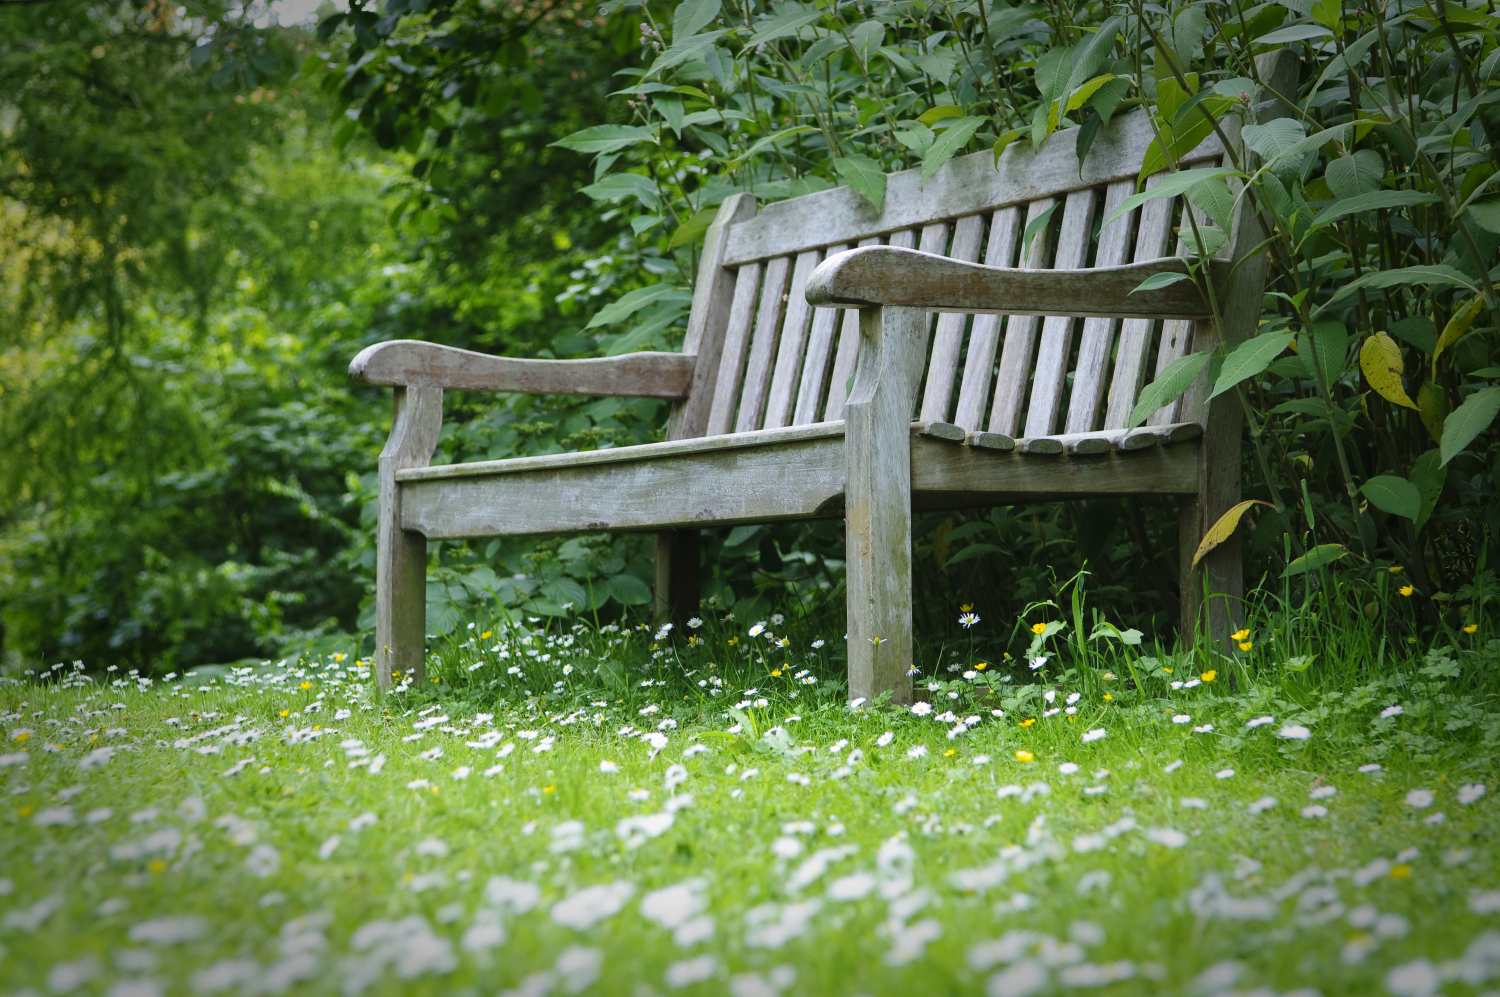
xmin=2 ymin=586 xmax=1499 ymax=994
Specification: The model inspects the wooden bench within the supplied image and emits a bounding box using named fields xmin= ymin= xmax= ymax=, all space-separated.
xmin=351 ymin=53 xmax=1293 ymax=702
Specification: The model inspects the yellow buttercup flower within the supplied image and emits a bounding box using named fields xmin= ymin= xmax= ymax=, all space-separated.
xmin=1399 ymin=585 xmax=1414 ymax=597
xmin=944 ymin=749 xmax=956 ymax=756
xmin=1231 ymin=629 xmax=1250 ymax=641
xmin=1103 ymin=693 xmax=1113 ymax=701
xmin=1019 ymin=718 xmax=1035 ymax=727
xmin=299 ymin=681 xmax=312 ymax=690
xmin=1389 ymin=864 xmax=1412 ymax=878
xmin=771 ymin=669 xmax=782 ymax=677
xmin=279 ymin=710 xmax=290 ymax=717
xmin=1239 ymin=641 xmax=1253 ymax=651
xmin=1389 ymin=566 xmax=1404 ymax=574
xmin=960 ymin=603 xmax=974 ymax=612
xmin=1201 ymin=670 xmax=1217 ymax=682
xmin=975 ymin=662 xmax=987 ymax=670
xmin=1030 ymin=622 xmax=1047 ymax=635
xmin=1464 ymin=623 xmax=1479 ymax=634
xmin=1015 ymin=750 xmax=1034 ymax=762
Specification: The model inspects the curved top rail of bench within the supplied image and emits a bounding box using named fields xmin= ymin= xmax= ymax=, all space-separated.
xmin=349 ymin=340 xmax=696 ymax=398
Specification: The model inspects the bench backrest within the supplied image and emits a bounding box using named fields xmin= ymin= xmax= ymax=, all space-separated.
xmin=670 ymin=108 xmax=1237 ymax=444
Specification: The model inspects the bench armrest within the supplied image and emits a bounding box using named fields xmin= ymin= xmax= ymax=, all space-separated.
xmin=806 ymin=247 xmax=1222 ymax=320
xmin=349 ymin=340 xmax=696 ymax=398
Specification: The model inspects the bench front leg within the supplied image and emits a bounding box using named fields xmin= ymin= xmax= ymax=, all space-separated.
xmin=844 ymin=305 xmax=928 ymax=706
xmin=376 ymin=385 xmax=443 ymax=690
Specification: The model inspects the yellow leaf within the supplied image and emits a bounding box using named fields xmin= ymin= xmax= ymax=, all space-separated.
xmin=1417 ymin=381 xmax=1448 ymax=443
xmin=1359 ymin=332 xmax=1417 ymax=410
xmin=917 ymin=104 xmax=965 ymax=126
xmin=1065 ymin=74 xmax=1117 ymax=112
xmin=1193 ymin=499 xmax=1274 ymax=570
xmin=1433 ymin=296 xmax=1487 ymax=379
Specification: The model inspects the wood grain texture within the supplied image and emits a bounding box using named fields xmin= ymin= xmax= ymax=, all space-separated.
xmin=670 ymin=193 xmax=757 ymax=439
xmin=1012 ymin=422 xmax=1203 ymax=454
xmin=735 ymin=255 xmax=792 ymax=432
xmin=792 ymin=243 xmax=849 ymax=426
xmin=1065 ymin=180 xmax=1137 ymax=434
xmin=763 ymin=249 xmax=823 ymax=430
xmin=376 ymin=386 xmax=442 ymax=690
xmin=1103 ymin=175 xmax=1176 ymax=429
xmin=705 ymin=260 xmax=763 ymax=437
xmin=844 ymin=305 xmax=927 ymax=706
xmin=401 ymin=433 xmax=847 ymax=538
xmin=806 ymin=248 xmax=1217 ymax=319
xmin=350 ymin=340 xmax=696 ymax=398
xmin=918 ymin=214 xmax=985 ymax=423
xmin=988 ymin=198 xmax=1058 ymax=436
xmin=1023 ymin=189 xmax=1098 ymax=438
xmin=952 ymin=207 xmax=1021 ymax=432
xmin=823 ymin=237 xmax=882 ymax=422
xmin=910 ymin=435 xmax=1200 ymax=498
xmin=723 ymin=109 xmax=1225 ymax=266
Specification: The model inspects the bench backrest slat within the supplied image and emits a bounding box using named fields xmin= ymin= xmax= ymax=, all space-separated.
xmin=919 ymin=213 xmax=986 ymax=423
xmin=764 ymin=249 xmax=823 ymax=430
xmin=1103 ymin=175 xmax=1176 ymax=430
xmin=950 ymin=205 xmax=1020 ymax=432
xmin=792 ymin=244 xmax=849 ymax=426
xmin=734 ymin=255 xmax=792 ymax=433
xmin=704 ymin=259 xmax=763 ymax=437
xmin=987 ymin=196 xmax=1059 ymax=437
xmin=1065 ymin=180 xmax=1138 ymax=434
xmin=1023 ymin=187 xmax=1098 ymax=438
xmin=822 ymin=235 xmax=882 ymax=422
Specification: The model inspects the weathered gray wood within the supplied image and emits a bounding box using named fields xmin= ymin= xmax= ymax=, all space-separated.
xmin=845 ymin=305 xmax=927 ymax=706
xmin=1180 ymin=47 xmax=1300 ymax=645
xmin=911 ymin=435 xmax=1200 ymax=497
xmin=969 ymin=431 xmax=1016 ymax=451
xmin=1064 ymin=180 xmax=1137 ymax=434
xmin=919 ymin=214 xmax=986 ymax=422
xmin=915 ymin=420 xmax=966 ymax=442
xmin=1102 ymin=175 xmax=1176 ymax=429
xmin=988 ymin=198 xmax=1058 ymax=436
xmin=350 ymin=340 xmax=696 ymax=398
xmin=1149 ymin=200 xmax=1218 ymax=427
xmin=670 ymin=194 xmax=758 ymax=440
xmin=1023 ymin=189 xmax=1098 ymax=438
xmin=723 ymin=109 xmax=1225 ymax=266
xmin=735 ymin=255 xmax=792 ymax=432
xmin=763 ymin=249 xmax=823 ymax=430
xmin=1012 ymin=422 xmax=1203 ymax=455
xmin=403 ymin=430 xmax=846 ymax=537
xmin=653 ymin=529 xmax=700 ymax=624
xmin=806 ymin=249 xmax=1217 ymax=319
xmin=376 ymin=386 xmax=442 ymax=691
xmin=952 ymin=206 xmax=1021 ymax=432
xmin=822 ymin=236 xmax=881 ymax=422
xmin=792 ymin=243 xmax=849 ymax=426
xmin=705 ymin=260 xmax=764 ymax=437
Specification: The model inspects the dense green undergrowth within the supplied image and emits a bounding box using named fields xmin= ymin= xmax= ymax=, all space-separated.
xmin=3 ymin=592 xmax=1499 ymax=996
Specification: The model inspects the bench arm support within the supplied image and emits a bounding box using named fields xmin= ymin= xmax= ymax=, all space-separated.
xmin=806 ymin=246 xmax=1224 ymax=320
xmin=350 ymin=340 xmax=696 ymax=398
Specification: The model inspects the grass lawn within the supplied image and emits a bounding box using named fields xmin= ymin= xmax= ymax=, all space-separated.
xmin=3 ymin=608 xmax=1498 ymax=997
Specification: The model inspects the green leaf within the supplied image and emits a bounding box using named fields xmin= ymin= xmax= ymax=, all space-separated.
xmin=728 ymin=125 xmax=820 ymax=167
xmin=1299 ymin=318 xmax=1350 ymax=387
xmin=944 ymin=543 xmax=1002 ymax=567
xmin=1254 ymin=121 xmax=1357 ymax=175
xmin=847 ymin=20 xmax=885 ymax=62
xmin=1107 ymin=167 xmax=1244 ymax=228
xmin=1311 ymin=30 xmax=1379 ymax=94
xmin=1021 ymin=201 xmax=1060 ymax=258
xmin=672 ymin=0 xmax=721 ymax=39
xmin=1468 ymin=195 xmax=1500 ymax=234
xmin=604 ymin=573 xmax=652 ymax=606
xmin=1361 ymin=475 xmax=1421 ymax=520
xmin=654 ymin=95 xmax=684 ymax=136
xmin=1282 ymin=543 xmax=1348 ymax=577
xmin=647 ymin=30 xmax=727 ymax=75
xmin=1323 ymin=149 xmax=1386 ymax=199
xmin=1065 ymin=15 xmax=1124 ymax=93
xmin=1409 ymin=448 xmax=1445 ymax=530
xmin=1129 ymin=351 xmax=1210 ymax=427
xmin=1033 ymin=46 xmax=1073 ymax=104
xmin=668 ymin=207 xmax=718 ymax=249
xmin=579 ymin=172 xmax=658 ymax=207
xmin=1254 ymin=22 xmax=1331 ymax=43
xmin=893 ymin=122 xmax=935 ymax=156
xmin=1211 ymin=332 xmax=1295 ymax=398
xmin=920 ymin=116 xmax=985 ymax=184
xmin=1065 ymin=74 xmax=1116 ymax=112
xmin=917 ymin=104 xmax=965 ymax=126
xmin=1440 ymin=386 xmax=1500 ymax=466
xmin=1320 ymin=264 xmax=1478 ymax=313
xmin=1187 ymin=175 xmax=1235 ymax=232
xmin=1172 ymin=6 xmax=1208 ymax=66
xmin=585 ymin=284 xmax=691 ymax=329
xmin=834 ymin=154 xmax=888 ymax=211
xmin=1139 ymin=96 xmax=1233 ymax=178
xmin=1131 ymin=271 xmax=1195 ymax=293
xmin=550 ymin=124 xmax=656 ymax=154
xmin=1304 ymin=190 xmax=1439 ymax=237
xmin=1242 ymin=118 xmax=1308 ymax=161
xmin=745 ymin=10 xmax=823 ymax=47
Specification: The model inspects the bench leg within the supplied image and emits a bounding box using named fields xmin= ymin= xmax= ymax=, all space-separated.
xmin=1179 ymin=493 xmax=1244 ymax=651
xmin=373 ymin=386 xmax=443 ymax=691
xmin=844 ymin=306 xmax=927 ymax=706
xmin=653 ymin=529 xmax=700 ymax=625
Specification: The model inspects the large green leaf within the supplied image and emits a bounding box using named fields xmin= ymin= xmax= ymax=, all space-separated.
xmin=1469 ymin=195 xmax=1500 ymax=234
xmin=1282 ymin=543 xmax=1348 ymax=577
xmin=1254 ymin=22 xmax=1331 ymax=43
xmin=585 ymin=284 xmax=692 ymax=329
xmin=1361 ymin=475 xmax=1421 ymax=520
xmin=1323 ymin=148 xmax=1384 ymax=199
xmin=1409 ymin=449 xmax=1445 ymax=530
xmin=1106 ymin=167 xmax=1243 ymax=228
xmin=672 ymin=0 xmax=721 ymax=39
xmin=745 ymin=10 xmax=823 ymax=47
xmin=1129 ymin=351 xmax=1210 ymax=428
xmin=1242 ymin=119 xmax=1308 ymax=161
xmin=604 ymin=573 xmax=652 ymax=606
xmin=1172 ymin=6 xmax=1207 ymax=66
xmin=945 ymin=543 xmax=1002 ymax=568
xmin=921 ymin=116 xmax=985 ymax=184
xmin=551 ymin=124 xmax=656 ymax=155
xmin=1211 ymin=332 xmax=1295 ymax=398
xmin=834 ymin=154 xmax=888 ymax=210
xmin=647 ymin=30 xmax=727 ymax=75
xmin=1304 ymin=190 xmax=1440 ymax=238
xmin=1321 ymin=264 xmax=1478 ymax=312
xmin=847 ymin=20 xmax=885 ymax=63
xmin=579 ymin=172 xmax=658 ymax=207
xmin=1441 ymin=386 xmax=1500 ymax=465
